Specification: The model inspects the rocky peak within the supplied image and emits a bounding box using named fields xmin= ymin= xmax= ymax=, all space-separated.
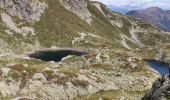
xmin=145 ymin=7 xmax=163 ymax=12
xmin=0 ymin=0 xmax=47 ymax=21
xmin=142 ymin=75 xmax=170 ymax=100
xmin=59 ymin=0 xmax=92 ymax=24
xmin=127 ymin=7 xmax=170 ymax=32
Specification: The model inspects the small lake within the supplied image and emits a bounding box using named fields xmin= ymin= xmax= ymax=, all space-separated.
xmin=145 ymin=59 xmax=169 ymax=76
xmin=28 ymin=48 xmax=88 ymax=62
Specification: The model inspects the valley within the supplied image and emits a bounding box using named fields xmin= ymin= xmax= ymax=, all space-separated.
xmin=0 ymin=0 xmax=169 ymax=99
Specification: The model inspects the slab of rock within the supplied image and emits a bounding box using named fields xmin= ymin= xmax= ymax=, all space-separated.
xmin=142 ymin=75 xmax=170 ymax=100
xmin=0 ymin=0 xmax=47 ymax=21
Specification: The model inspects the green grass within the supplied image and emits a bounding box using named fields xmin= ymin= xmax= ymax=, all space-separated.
xmin=34 ymin=0 xmax=92 ymax=47
xmin=0 ymin=0 xmax=165 ymax=52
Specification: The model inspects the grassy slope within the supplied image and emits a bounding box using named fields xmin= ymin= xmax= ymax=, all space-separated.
xmin=34 ymin=0 xmax=93 ymax=47
xmin=0 ymin=0 xmax=168 ymax=52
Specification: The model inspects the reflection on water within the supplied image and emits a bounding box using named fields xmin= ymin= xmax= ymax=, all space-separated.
xmin=144 ymin=59 xmax=169 ymax=76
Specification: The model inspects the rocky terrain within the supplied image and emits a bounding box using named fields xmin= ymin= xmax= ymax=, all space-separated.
xmin=142 ymin=75 xmax=170 ymax=100
xmin=127 ymin=7 xmax=170 ymax=32
xmin=0 ymin=0 xmax=169 ymax=100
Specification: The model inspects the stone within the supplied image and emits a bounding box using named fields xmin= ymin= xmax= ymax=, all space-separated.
xmin=0 ymin=0 xmax=47 ymax=21
xmin=142 ymin=75 xmax=170 ymax=100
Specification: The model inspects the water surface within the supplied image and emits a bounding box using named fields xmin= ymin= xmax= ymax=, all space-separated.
xmin=28 ymin=48 xmax=88 ymax=62
xmin=145 ymin=59 xmax=169 ymax=76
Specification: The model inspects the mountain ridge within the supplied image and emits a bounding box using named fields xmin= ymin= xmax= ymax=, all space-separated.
xmin=127 ymin=7 xmax=170 ymax=32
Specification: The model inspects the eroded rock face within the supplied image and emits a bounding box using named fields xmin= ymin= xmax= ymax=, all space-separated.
xmin=142 ymin=75 xmax=170 ymax=100
xmin=59 ymin=0 xmax=92 ymax=24
xmin=0 ymin=0 xmax=47 ymax=21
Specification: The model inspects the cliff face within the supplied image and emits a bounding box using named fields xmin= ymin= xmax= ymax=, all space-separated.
xmin=142 ymin=75 xmax=170 ymax=100
xmin=59 ymin=0 xmax=92 ymax=24
xmin=0 ymin=0 xmax=47 ymax=21
xmin=0 ymin=0 xmax=169 ymax=99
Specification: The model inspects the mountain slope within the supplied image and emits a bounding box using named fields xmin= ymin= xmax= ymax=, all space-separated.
xmin=127 ymin=7 xmax=170 ymax=32
xmin=0 ymin=0 xmax=169 ymax=99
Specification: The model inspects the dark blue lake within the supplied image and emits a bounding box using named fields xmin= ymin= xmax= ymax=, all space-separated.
xmin=145 ymin=59 xmax=169 ymax=76
xmin=28 ymin=49 xmax=88 ymax=62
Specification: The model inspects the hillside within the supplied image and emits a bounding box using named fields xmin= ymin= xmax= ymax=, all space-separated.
xmin=127 ymin=7 xmax=170 ymax=32
xmin=0 ymin=0 xmax=169 ymax=99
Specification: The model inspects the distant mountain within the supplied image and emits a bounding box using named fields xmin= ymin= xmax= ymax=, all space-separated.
xmin=107 ymin=5 xmax=142 ymax=14
xmin=127 ymin=7 xmax=170 ymax=32
xmin=107 ymin=5 xmax=129 ymax=14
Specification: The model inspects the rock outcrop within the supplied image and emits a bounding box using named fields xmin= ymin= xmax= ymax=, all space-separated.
xmin=59 ymin=0 xmax=92 ymax=24
xmin=0 ymin=0 xmax=47 ymax=21
xmin=142 ymin=75 xmax=170 ymax=100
